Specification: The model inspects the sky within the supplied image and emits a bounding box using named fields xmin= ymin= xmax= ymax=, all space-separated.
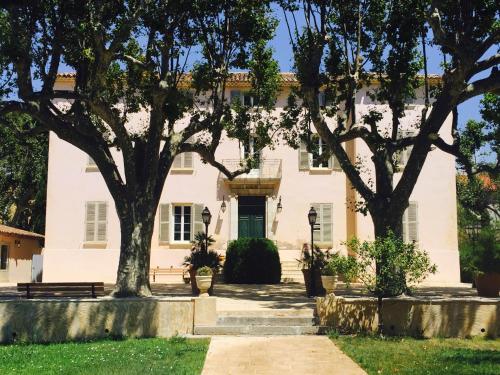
xmin=268 ymin=9 xmax=493 ymax=130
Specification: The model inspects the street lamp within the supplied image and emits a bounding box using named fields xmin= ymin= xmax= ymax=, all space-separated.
xmin=308 ymin=206 xmax=318 ymax=297
xmin=201 ymin=207 xmax=212 ymax=253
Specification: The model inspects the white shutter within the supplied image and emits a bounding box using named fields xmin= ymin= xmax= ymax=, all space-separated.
xmin=183 ymin=152 xmax=193 ymax=169
xmin=159 ymin=204 xmax=170 ymax=242
xmin=330 ymin=155 xmax=341 ymax=170
xmin=85 ymin=202 xmax=96 ymax=242
xmin=88 ymin=156 xmax=96 ymax=167
xmin=172 ymin=155 xmax=182 ymax=169
xmin=402 ymin=201 xmax=418 ymax=243
xmin=96 ymin=202 xmax=107 ymax=241
xmin=407 ymin=202 xmax=418 ymax=242
xmin=322 ymin=204 xmax=333 ymax=244
xmin=193 ymin=204 xmax=205 ymax=241
xmin=396 ymin=130 xmax=414 ymax=169
xmin=299 ymin=141 xmax=310 ymax=170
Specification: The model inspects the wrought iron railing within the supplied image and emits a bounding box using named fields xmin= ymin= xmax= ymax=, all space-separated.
xmin=221 ymin=159 xmax=282 ymax=179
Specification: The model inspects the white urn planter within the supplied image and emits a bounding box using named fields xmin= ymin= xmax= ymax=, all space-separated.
xmin=321 ymin=275 xmax=338 ymax=295
xmin=195 ymin=276 xmax=213 ymax=297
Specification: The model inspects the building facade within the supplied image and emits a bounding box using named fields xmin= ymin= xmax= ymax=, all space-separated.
xmin=42 ymin=73 xmax=461 ymax=285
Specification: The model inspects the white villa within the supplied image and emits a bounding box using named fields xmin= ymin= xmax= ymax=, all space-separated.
xmin=41 ymin=73 xmax=461 ymax=285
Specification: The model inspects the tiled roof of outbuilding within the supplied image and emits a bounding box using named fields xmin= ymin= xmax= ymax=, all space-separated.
xmin=0 ymin=224 xmax=44 ymax=239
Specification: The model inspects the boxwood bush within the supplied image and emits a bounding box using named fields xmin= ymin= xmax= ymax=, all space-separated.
xmin=223 ymin=238 xmax=281 ymax=284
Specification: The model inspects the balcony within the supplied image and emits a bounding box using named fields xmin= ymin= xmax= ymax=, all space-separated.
xmin=220 ymin=159 xmax=282 ymax=195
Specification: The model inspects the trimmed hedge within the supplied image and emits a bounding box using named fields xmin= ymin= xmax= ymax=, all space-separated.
xmin=223 ymin=238 xmax=281 ymax=284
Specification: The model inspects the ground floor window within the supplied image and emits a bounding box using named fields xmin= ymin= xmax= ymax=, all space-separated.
xmin=173 ymin=205 xmax=192 ymax=242
xmin=402 ymin=202 xmax=419 ymax=243
xmin=311 ymin=203 xmax=333 ymax=245
xmin=85 ymin=201 xmax=108 ymax=242
xmin=0 ymin=245 xmax=8 ymax=270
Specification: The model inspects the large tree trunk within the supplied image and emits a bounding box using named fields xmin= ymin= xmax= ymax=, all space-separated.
xmin=112 ymin=201 xmax=156 ymax=297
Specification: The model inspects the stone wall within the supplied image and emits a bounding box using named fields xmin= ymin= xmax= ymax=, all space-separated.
xmin=317 ymin=295 xmax=500 ymax=338
xmin=0 ymin=297 xmax=216 ymax=344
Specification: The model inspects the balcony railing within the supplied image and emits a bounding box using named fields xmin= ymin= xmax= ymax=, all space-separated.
xmin=221 ymin=159 xmax=282 ymax=180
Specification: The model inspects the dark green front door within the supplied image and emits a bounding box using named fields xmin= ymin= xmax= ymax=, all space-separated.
xmin=238 ymin=196 xmax=265 ymax=238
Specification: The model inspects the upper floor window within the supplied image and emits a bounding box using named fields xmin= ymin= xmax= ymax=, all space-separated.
xmin=86 ymin=156 xmax=99 ymax=172
xmin=299 ymin=136 xmax=341 ymax=171
xmin=172 ymin=152 xmax=194 ymax=170
xmin=395 ymin=130 xmax=415 ymax=170
xmin=241 ymin=136 xmax=261 ymax=168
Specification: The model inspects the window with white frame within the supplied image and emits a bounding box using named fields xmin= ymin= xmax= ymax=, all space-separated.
xmin=299 ymin=137 xmax=340 ymax=170
xmin=173 ymin=205 xmax=192 ymax=242
xmin=402 ymin=202 xmax=419 ymax=243
xmin=172 ymin=152 xmax=194 ymax=170
xmin=230 ymin=90 xmax=257 ymax=107
xmin=0 ymin=245 xmax=8 ymax=270
xmin=85 ymin=201 xmax=108 ymax=242
xmin=241 ymin=136 xmax=261 ymax=168
xmin=311 ymin=203 xmax=333 ymax=245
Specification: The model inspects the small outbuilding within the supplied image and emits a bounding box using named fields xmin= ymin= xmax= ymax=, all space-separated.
xmin=0 ymin=224 xmax=44 ymax=283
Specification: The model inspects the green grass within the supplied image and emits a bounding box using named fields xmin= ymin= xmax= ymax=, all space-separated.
xmin=0 ymin=337 xmax=209 ymax=375
xmin=332 ymin=335 xmax=500 ymax=375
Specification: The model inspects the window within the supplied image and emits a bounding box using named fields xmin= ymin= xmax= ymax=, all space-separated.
xmin=230 ymin=90 xmax=257 ymax=107
xmin=402 ymin=202 xmax=418 ymax=243
xmin=395 ymin=130 xmax=415 ymax=170
xmin=85 ymin=202 xmax=108 ymax=242
xmin=299 ymin=138 xmax=340 ymax=171
xmin=173 ymin=205 xmax=192 ymax=242
xmin=172 ymin=153 xmax=194 ymax=170
xmin=0 ymin=245 xmax=8 ymax=270
xmin=311 ymin=203 xmax=333 ymax=244
xmin=241 ymin=137 xmax=261 ymax=168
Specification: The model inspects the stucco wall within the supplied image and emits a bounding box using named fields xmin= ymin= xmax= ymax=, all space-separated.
xmin=317 ymin=295 xmax=500 ymax=338
xmin=0 ymin=234 xmax=42 ymax=283
xmin=0 ymin=297 xmax=216 ymax=344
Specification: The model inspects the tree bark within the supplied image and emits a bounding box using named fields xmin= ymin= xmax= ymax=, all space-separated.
xmin=112 ymin=201 xmax=156 ymax=297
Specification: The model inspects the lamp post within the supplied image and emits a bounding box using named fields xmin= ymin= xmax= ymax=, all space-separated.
xmin=201 ymin=207 xmax=212 ymax=253
xmin=308 ymin=206 xmax=318 ymax=297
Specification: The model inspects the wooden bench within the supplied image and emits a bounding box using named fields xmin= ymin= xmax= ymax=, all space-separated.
xmin=150 ymin=267 xmax=190 ymax=283
xmin=17 ymin=282 xmax=105 ymax=299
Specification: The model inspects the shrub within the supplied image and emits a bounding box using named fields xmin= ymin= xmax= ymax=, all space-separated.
xmin=183 ymin=232 xmax=221 ymax=272
xmin=223 ymin=238 xmax=281 ymax=284
xmin=460 ymin=226 xmax=500 ymax=277
xmin=196 ymin=266 xmax=213 ymax=276
xmin=298 ymin=244 xmax=332 ymax=270
xmin=322 ymin=253 xmax=359 ymax=287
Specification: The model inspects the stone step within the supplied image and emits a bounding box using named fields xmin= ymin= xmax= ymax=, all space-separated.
xmin=217 ymin=316 xmax=316 ymax=326
xmin=194 ymin=325 xmax=327 ymax=336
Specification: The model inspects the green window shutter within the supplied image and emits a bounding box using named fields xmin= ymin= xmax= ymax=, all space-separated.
xmin=322 ymin=204 xmax=333 ymax=244
xmin=193 ymin=204 xmax=205 ymax=241
xmin=96 ymin=202 xmax=108 ymax=242
xmin=159 ymin=204 xmax=170 ymax=242
xmin=85 ymin=202 xmax=96 ymax=242
xmin=299 ymin=141 xmax=310 ymax=170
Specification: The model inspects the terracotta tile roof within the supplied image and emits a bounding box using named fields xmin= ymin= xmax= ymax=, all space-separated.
xmin=56 ymin=71 xmax=441 ymax=85
xmin=0 ymin=224 xmax=44 ymax=239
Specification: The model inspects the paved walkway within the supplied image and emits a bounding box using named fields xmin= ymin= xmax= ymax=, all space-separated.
xmin=201 ymin=336 xmax=366 ymax=375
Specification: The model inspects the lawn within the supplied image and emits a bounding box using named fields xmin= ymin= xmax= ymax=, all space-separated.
xmin=0 ymin=337 xmax=209 ymax=375
xmin=333 ymin=335 xmax=500 ymax=375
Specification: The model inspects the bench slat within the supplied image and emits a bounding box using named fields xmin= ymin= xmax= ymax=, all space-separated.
xmin=18 ymin=282 xmax=104 ymax=287
xmin=17 ymin=282 xmax=105 ymax=298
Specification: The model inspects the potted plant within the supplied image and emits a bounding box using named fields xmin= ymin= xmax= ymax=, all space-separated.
xmin=461 ymin=227 xmax=500 ymax=297
xmin=184 ymin=232 xmax=221 ymax=295
xmin=298 ymin=244 xmax=331 ymax=296
xmin=321 ymin=253 xmax=359 ymax=295
xmin=195 ymin=266 xmax=213 ymax=297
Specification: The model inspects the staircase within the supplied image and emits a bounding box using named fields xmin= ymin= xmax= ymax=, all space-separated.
xmin=194 ymin=308 xmax=326 ymax=336
xmin=281 ymin=260 xmax=303 ymax=283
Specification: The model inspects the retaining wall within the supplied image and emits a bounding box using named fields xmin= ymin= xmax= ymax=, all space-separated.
xmin=0 ymin=297 xmax=216 ymax=344
xmin=317 ymin=295 xmax=500 ymax=338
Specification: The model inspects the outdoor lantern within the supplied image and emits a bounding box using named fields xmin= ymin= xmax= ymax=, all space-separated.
xmin=308 ymin=206 xmax=317 ymax=226
xmin=221 ymin=196 xmax=227 ymax=213
xmin=276 ymin=196 xmax=282 ymax=213
xmin=201 ymin=206 xmax=212 ymax=225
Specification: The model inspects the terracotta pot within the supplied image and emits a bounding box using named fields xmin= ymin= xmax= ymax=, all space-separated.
xmin=189 ymin=268 xmax=215 ymax=296
xmin=475 ymin=272 xmax=500 ymax=297
xmin=195 ymin=275 xmax=213 ymax=297
xmin=302 ymin=269 xmax=325 ymax=296
xmin=321 ymin=275 xmax=338 ymax=295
